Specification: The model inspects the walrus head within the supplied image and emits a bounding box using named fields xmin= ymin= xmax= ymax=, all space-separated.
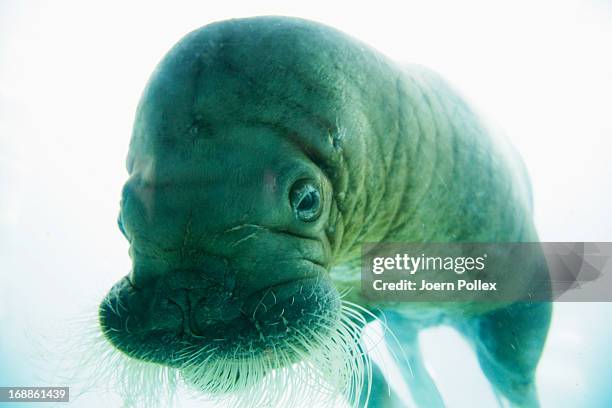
xmin=97 ymin=16 xmax=391 ymax=405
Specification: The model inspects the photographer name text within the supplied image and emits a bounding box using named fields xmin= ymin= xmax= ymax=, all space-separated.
xmin=372 ymin=279 xmax=497 ymax=292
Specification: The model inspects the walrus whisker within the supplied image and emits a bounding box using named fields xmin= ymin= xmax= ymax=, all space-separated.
xmin=124 ymin=316 xmax=132 ymax=334
xmin=343 ymin=300 xmax=412 ymax=376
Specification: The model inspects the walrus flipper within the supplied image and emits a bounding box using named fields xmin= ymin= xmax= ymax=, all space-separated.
xmin=367 ymin=302 xmax=550 ymax=408
xmin=386 ymin=311 xmax=446 ymax=408
xmin=454 ymin=301 xmax=552 ymax=407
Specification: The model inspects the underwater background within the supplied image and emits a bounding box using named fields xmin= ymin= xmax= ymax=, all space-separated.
xmin=2 ymin=0 xmax=611 ymax=406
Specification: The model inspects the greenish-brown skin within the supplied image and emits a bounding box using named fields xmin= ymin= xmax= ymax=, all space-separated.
xmin=100 ymin=16 xmax=551 ymax=407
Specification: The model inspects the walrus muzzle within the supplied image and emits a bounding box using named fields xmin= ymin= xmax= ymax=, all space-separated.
xmin=99 ymin=270 xmax=340 ymax=369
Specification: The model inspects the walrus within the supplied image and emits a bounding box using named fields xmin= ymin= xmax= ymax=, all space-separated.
xmin=98 ymin=16 xmax=552 ymax=407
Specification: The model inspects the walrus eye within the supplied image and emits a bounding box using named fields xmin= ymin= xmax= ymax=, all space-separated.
xmin=290 ymin=180 xmax=322 ymax=222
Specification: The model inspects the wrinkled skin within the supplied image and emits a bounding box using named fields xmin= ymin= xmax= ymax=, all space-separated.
xmin=99 ymin=16 xmax=551 ymax=407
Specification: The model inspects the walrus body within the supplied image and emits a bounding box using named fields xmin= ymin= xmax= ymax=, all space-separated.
xmin=99 ymin=16 xmax=551 ymax=407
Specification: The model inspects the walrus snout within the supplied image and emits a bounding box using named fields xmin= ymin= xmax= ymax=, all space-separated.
xmin=99 ymin=268 xmax=341 ymax=367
